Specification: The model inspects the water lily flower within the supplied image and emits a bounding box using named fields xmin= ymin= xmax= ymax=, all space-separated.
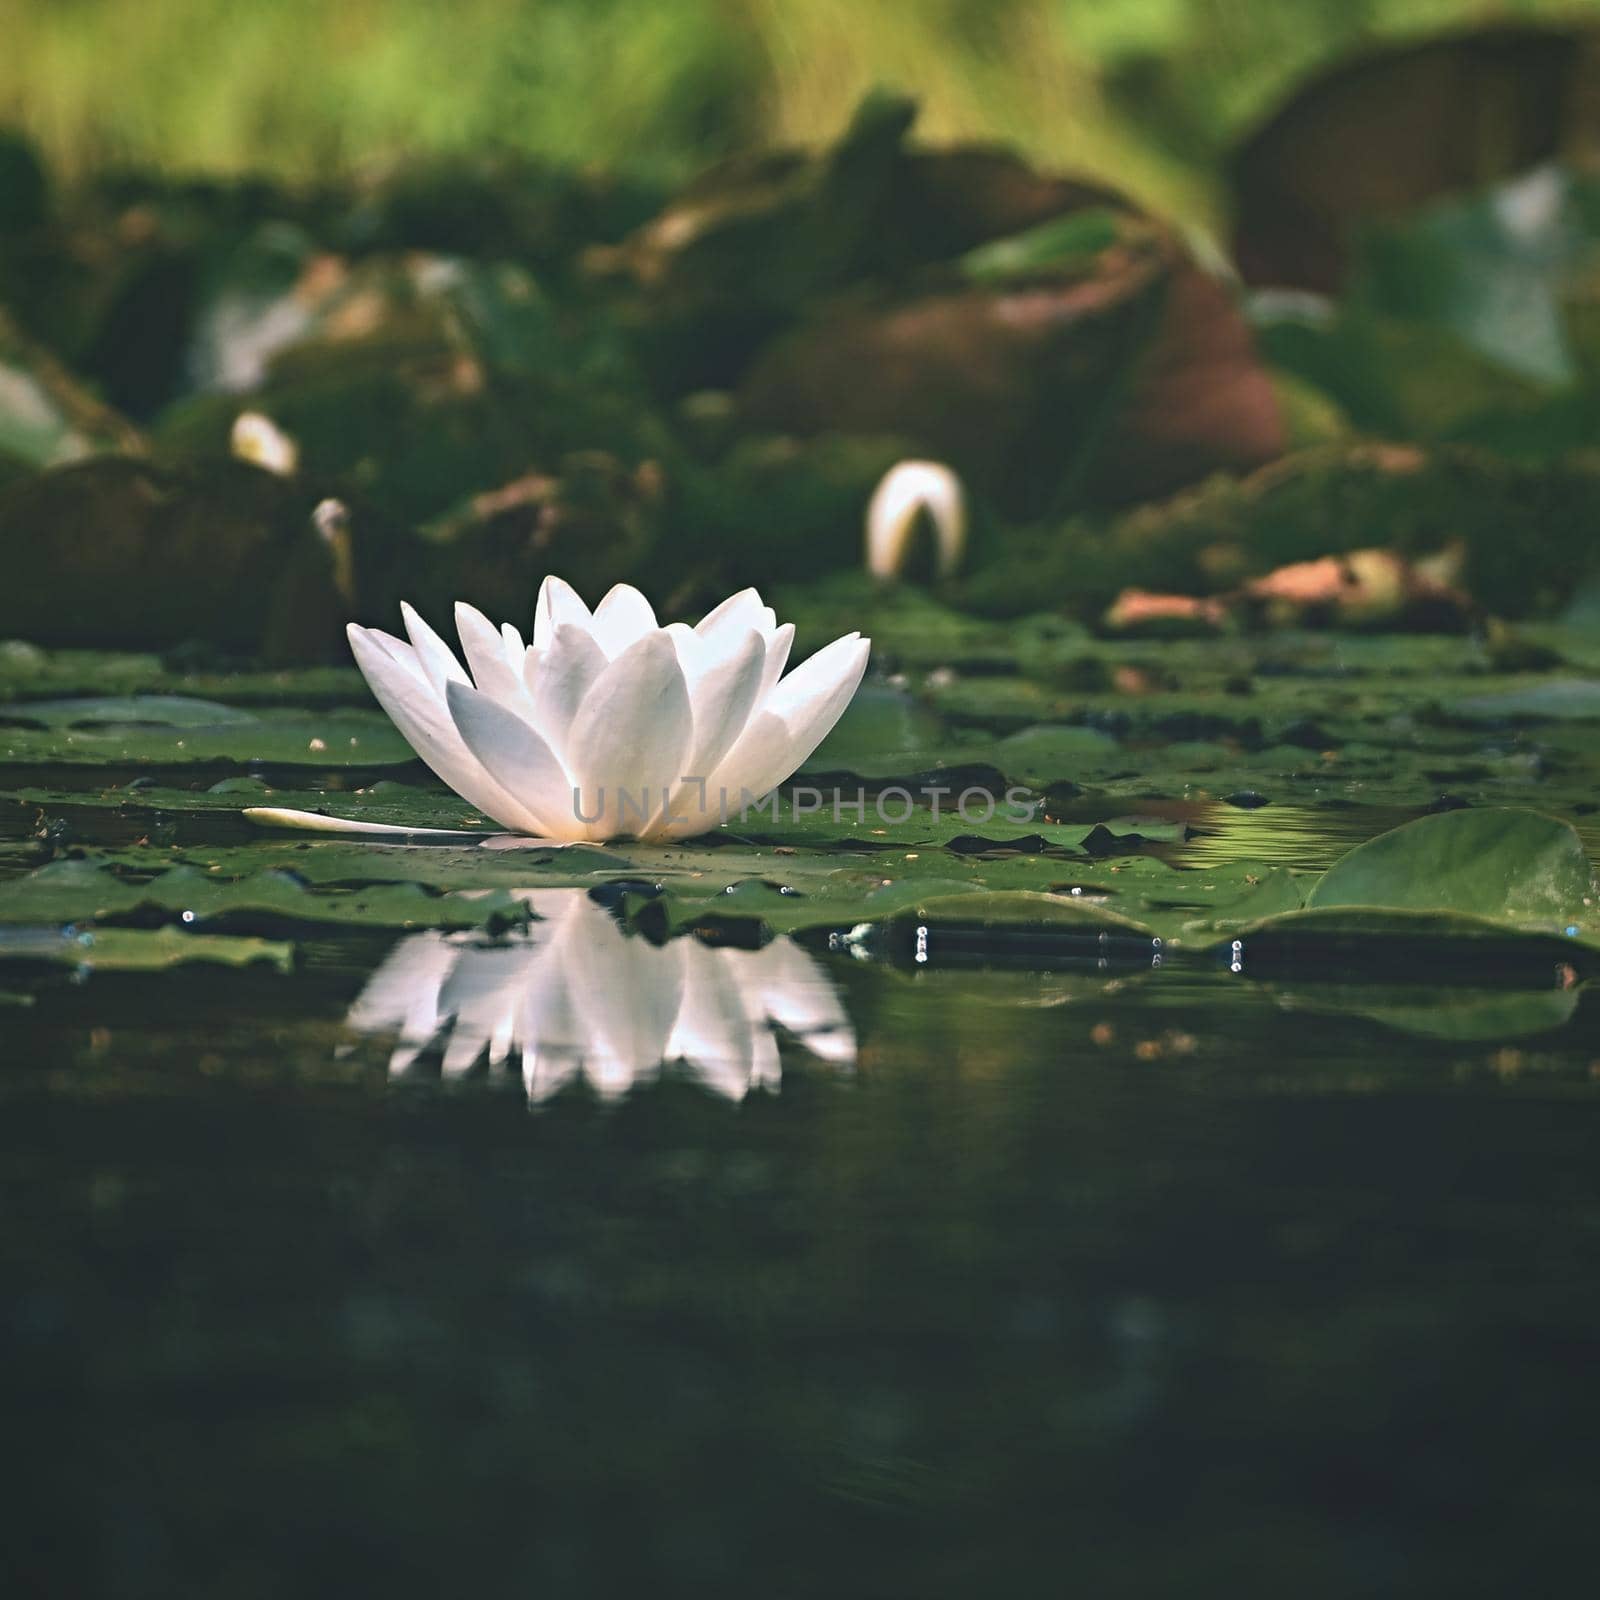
xmin=347 ymin=889 xmax=855 ymax=1103
xmin=866 ymin=459 xmax=966 ymax=580
xmin=249 ymin=578 xmax=869 ymax=843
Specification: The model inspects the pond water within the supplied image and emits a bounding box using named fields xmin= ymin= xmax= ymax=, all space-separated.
xmin=4 ymin=629 xmax=1600 ymax=1595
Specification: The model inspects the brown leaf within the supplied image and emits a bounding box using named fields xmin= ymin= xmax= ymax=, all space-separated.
xmin=739 ymin=228 xmax=1282 ymax=515
xmin=1232 ymin=25 xmax=1600 ymax=290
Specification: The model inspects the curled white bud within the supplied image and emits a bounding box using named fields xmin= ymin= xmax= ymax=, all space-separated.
xmin=865 ymin=460 xmax=966 ymax=580
xmin=312 ymin=497 xmax=350 ymax=543
xmin=230 ymin=411 xmax=299 ymax=477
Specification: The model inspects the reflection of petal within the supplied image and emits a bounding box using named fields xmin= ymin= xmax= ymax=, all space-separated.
xmin=346 ymin=931 xmax=459 ymax=1075
xmin=518 ymin=933 xmax=586 ymax=1104
xmin=346 ymin=930 xmax=453 ymax=1033
xmin=565 ymin=903 xmax=683 ymax=1098
xmin=668 ymin=940 xmax=755 ymax=1100
xmin=344 ymin=888 xmax=855 ymax=1104
xmin=436 ymin=942 xmax=541 ymax=1078
xmin=743 ymin=940 xmax=857 ymax=1067
xmin=748 ymin=1009 xmax=783 ymax=1094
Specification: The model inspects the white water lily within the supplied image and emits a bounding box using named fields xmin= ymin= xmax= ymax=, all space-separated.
xmin=866 ymin=459 xmax=967 ymax=580
xmin=347 ymin=889 xmax=855 ymax=1103
xmin=258 ymin=578 xmax=869 ymax=843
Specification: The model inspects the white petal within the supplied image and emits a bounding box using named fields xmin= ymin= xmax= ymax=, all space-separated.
xmin=566 ymin=632 xmax=694 ymax=839
xmin=525 ymin=621 xmax=607 ymax=757
xmin=758 ymin=622 xmax=795 ymax=702
xmin=766 ymin=632 xmax=870 ymax=728
xmin=348 ymin=624 xmax=538 ymax=832
xmin=695 ymin=586 xmax=776 ymax=642
xmin=500 ymin=621 xmax=526 ymax=665
xmin=455 ymin=602 xmax=527 ymax=705
xmin=242 ymin=806 xmax=482 ymax=838
xmin=444 ymin=680 xmax=575 ymax=837
xmin=663 ymin=619 xmax=701 ymax=667
xmin=368 ymin=628 xmax=430 ymax=685
xmin=532 ymin=575 xmax=592 ymax=650
xmin=590 ymin=584 xmax=658 ymax=657
xmin=645 ymin=627 xmax=765 ymax=840
xmin=696 ymin=712 xmax=794 ymax=820
xmin=400 ymin=602 xmax=470 ymax=697
xmin=684 ymin=625 xmax=765 ymax=777
xmin=708 ymin=634 xmax=870 ymax=806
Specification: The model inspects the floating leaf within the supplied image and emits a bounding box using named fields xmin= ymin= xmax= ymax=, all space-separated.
xmin=1 ymin=694 xmax=256 ymax=729
xmin=1305 ymin=807 xmax=1595 ymax=932
xmin=1445 ymin=679 xmax=1600 ymax=724
xmin=0 ymin=705 xmax=411 ymax=766
xmin=0 ymin=857 xmax=529 ymax=932
xmin=0 ymin=924 xmax=292 ymax=973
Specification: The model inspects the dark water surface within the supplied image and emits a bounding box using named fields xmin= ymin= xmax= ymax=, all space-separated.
xmin=6 ymin=901 xmax=1600 ymax=1597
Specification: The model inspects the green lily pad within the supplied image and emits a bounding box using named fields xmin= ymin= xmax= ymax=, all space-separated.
xmin=0 ymin=695 xmax=258 ymax=729
xmin=5 ymin=779 xmax=481 ymax=828
xmin=0 ymin=857 xmax=529 ymax=932
xmin=0 ymin=701 xmax=412 ymax=766
xmin=0 ymin=924 xmax=293 ymax=973
xmin=1445 ymin=679 xmax=1600 ymax=723
xmin=1305 ymin=807 xmax=1596 ymax=933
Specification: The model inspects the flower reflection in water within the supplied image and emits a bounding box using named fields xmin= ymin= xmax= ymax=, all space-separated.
xmin=347 ymin=889 xmax=855 ymax=1103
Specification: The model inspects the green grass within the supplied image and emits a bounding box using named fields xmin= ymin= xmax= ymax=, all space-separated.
xmin=0 ymin=0 xmax=1593 ymax=225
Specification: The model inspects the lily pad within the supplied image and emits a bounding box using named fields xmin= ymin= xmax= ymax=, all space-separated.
xmin=0 ymin=923 xmax=292 ymax=972
xmin=1305 ymin=807 xmax=1595 ymax=932
xmin=1445 ymin=679 xmax=1600 ymax=724
xmin=0 ymin=857 xmax=530 ymax=932
xmin=0 ymin=694 xmax=258 ymax=729
xmin=0 ymin=700 xmax=412 ymax=766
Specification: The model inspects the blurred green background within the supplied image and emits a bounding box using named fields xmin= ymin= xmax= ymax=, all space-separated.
xmin=1 ymin=0 xmax=1592 ymax=222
